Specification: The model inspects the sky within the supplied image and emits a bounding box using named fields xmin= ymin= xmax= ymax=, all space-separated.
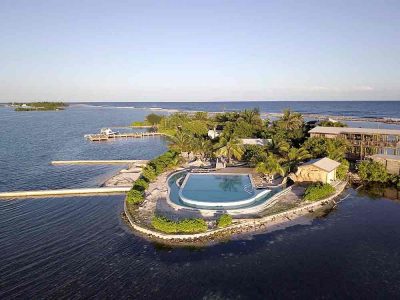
xmin=0 ymin=0 xmax=399 ymax=102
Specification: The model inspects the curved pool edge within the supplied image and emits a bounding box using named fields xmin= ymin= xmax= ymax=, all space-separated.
xmin=179 ymin=189 xmax=271 ymax=208
xmin=165 ymin=169 xmax=282 ymax=215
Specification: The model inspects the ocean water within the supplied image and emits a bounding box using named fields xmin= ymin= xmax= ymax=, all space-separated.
xmin=1 ymin=102 xmax=400 ymax=299
xmin=83 ymin=100 xmax=400 ymax=119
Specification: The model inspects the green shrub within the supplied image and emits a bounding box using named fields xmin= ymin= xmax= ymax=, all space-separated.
xmin=358 ymin=160 xmax=390 ymax=183
xmin=131 ymin=121 xmax=147 ymax=126
xmin=132 ymin=178 xmax=149 ymax=191
xmin=126 ymin=189 xmax=144 ymax=205
xmin=149 ymin=151 xmax=179 ymax=175
xmin=151 ymin=215 xmax=208 ymax=234
xmin=142 ymin=166 xmax=157 ymax=182
xmin=303 ymin=183 xmax=335 ymax=201
xmin=337 ymin=159 xmax=350 ymax=180
xmin=217 ymin=214 xmax=232 ymax=228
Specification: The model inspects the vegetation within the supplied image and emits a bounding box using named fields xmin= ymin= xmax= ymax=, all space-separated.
xmin=146 ymin=113 xmax=163 ymax=125
xmin=303 ymin=137 xmax=349 ymax=161
xmin=126 ymin=189 xmax=145 ymax=205
xmin=132 ymin=178 xmax=149 ymax=191
xmin=256 ymin=154 xmax=285 ymax=176
xmin=131 ymin=121 xmax=148 ymax=126
xmin=214 ymin=135 xmax=244 ymax=163
xmin=217 ymin=214 xmax=233 ymax=228
xmin=336 ymin=159 xmax=350 ymax=180
xmin=128 ymin=109 xmax=350 ymax=179
xmin=151 ymin=215 xmax=208 ymax=233
xmin=126 ymin=150 xmax=180 ymax=207
xmin=303 ymin=183 xmax=336 ymax=201
xmin=319 ymin=120 xmax=347 ymax=127
xmin=358 ymin=160 xmax=390 ymax=183
xmin=14 ymin=102 xmax=67 ymax=111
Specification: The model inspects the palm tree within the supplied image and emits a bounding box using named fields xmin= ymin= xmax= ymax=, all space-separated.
xmin=268 ymin=139 xmax=290 ymax=160
xmin=190 ymin=137 xmax=212 ymax=162
xmin=169 ymin=131 xmax=190 ymax=155
xmin=326 ymin=138 xmax=349 ymax=161
xmin=240 ymin=108 xmax=260 ymax=124
xmin=214 ymin=136 xmax=244 ymax=163
xmin=256 ymin=154 xmax=285 ymax=177
xmin=286 ymin=147 xmax=311 ymax=172
xmin=279 ymin=109 xmax=304 ymax=131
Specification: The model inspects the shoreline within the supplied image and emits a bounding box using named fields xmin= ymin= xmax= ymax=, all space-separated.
xmin=123 ymin=168 xmax=347 ymax=246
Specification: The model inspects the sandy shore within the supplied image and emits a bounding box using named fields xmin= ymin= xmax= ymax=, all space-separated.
xmin=102 ymin=162 xmax=147 ymax=187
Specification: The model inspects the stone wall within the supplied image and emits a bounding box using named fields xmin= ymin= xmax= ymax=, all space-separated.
xmin=124 ymin=181 xmax=347 ymax=245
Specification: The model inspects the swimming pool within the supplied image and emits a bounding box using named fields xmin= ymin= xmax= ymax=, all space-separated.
xmin=178 ymin=173 xmax=271 ymax=208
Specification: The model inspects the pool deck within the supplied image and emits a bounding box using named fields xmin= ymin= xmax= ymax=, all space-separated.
xmin=214 ymin=167 xmax=284 ymax=188
xmin=125 ymin=169 xmax=348 ymax=245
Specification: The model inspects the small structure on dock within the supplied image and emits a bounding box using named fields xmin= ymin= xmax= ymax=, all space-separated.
xmin=100 ymin=128 xmax=119 ymax=136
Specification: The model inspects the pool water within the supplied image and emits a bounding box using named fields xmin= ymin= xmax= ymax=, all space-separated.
xmin=181 ymin=174 xmax=254 ymax=202
xmin=177 ymin=173 xmax=271 ymax=209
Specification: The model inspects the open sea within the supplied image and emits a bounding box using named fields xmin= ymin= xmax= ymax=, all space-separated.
xmin=1 ymin=101 xmax=400 ymax=299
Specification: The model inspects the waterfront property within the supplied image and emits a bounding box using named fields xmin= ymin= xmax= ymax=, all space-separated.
xmin=291 ymin=157 xmax=340 ymax=184
xmin=368 ymin=154 xmax=400 ymax=175
xmin=309 ymin=126 xmax=400 ymax=159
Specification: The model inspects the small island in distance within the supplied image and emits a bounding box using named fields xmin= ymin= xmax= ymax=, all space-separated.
xmin=11 ymin=102 xmax=68 ymax=111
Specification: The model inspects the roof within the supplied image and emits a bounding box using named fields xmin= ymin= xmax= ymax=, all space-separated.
xmin=301 ymin=157 xmax=341 ymax=172
xmin=241 ymin=138 xmax=272 ymax=146
xmin=369 ymin=154 xmax=400 ymax=161
xmin=309 ymin=126 xmax=400 ymax=136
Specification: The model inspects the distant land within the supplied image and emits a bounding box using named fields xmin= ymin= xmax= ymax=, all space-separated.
xmin=10 ymin=102 xmax=68 ymax=111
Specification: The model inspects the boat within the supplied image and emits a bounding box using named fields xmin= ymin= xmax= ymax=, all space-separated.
xmin=100 ymin=128 xmax=119 ymax=136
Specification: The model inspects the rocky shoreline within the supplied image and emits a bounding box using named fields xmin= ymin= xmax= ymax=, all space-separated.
xmin=123 ymin=171 xmax=348 ymax=246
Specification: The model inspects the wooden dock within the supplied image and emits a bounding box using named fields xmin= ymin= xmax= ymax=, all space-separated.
xmin=51 ymin=160 xmax=148 ymax=165
xmin=84 ymin=132 xmax=164 ymax=142
xmin=0 ymin=187 xmax=131 ymax=198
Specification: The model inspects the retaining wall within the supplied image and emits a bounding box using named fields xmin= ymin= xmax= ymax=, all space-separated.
xmin=124 ymin=181 xmax=347 ymax=243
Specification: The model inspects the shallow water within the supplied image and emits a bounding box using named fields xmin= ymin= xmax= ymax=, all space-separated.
xmin=1 ymin=103 xmax=400 ymax=299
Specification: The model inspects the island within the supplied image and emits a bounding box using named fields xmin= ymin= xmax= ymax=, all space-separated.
xmin=12 ymin=102 xmax=68 ymax=111
xmin=118 ymin=108 xmax=400 ymax=245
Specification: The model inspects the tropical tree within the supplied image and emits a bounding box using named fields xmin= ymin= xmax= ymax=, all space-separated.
xmin=169 ymin=131 xmax=190 ymax=155
xmin=240 ymin=108 xmax=261 ymax=124
xmin=358 ymin=160 xmax=390 ymax=183
xmin=145 ymin=113 xmax=163 ymax=125
xmin=243 ymin=145 xmax=269 ymax=166
xmin=255 ymin=154 xmax=285 ymax=176
xmin=277 ymin=109 xmax=304 ymax=131
xmin=286 ymin=147 xmax=311 ymax=172
xmin=271 ymin=109 xmax=306 ymax=145
xmin=303 ymin=137 xmax=349 ymax=161
xmin=190 ymin=137 xmax=212 ymax=162
xmin=214 ymin=136 xmax=244 ymax=163
xmin=326 ymin=139 xmax=349 ymax=161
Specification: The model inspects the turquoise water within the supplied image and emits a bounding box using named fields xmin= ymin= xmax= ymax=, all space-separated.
xmin=181 ymin=174 xmax=254 ymax=203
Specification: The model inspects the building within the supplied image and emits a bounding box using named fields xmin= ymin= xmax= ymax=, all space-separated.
xmin=207 ymin=125 xmax=224 ymax=139
xmin=368 ymin=154 xmax=400 ymax=175
xmin=241 ymin=138 xmax=272 ymax=146
xmin=291 ymin=157 xmax=341 ymax=184
xmin=309 ymin=126 xmax=400 ymax=159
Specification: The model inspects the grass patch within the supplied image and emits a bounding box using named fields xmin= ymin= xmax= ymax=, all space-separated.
xmin=217 ymin=214 xmax=232 ymax=228
xmin=303 ymin=183 xmax=335 ymax=201
xmin=151 ymin=215 xmax=208 ymax=234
